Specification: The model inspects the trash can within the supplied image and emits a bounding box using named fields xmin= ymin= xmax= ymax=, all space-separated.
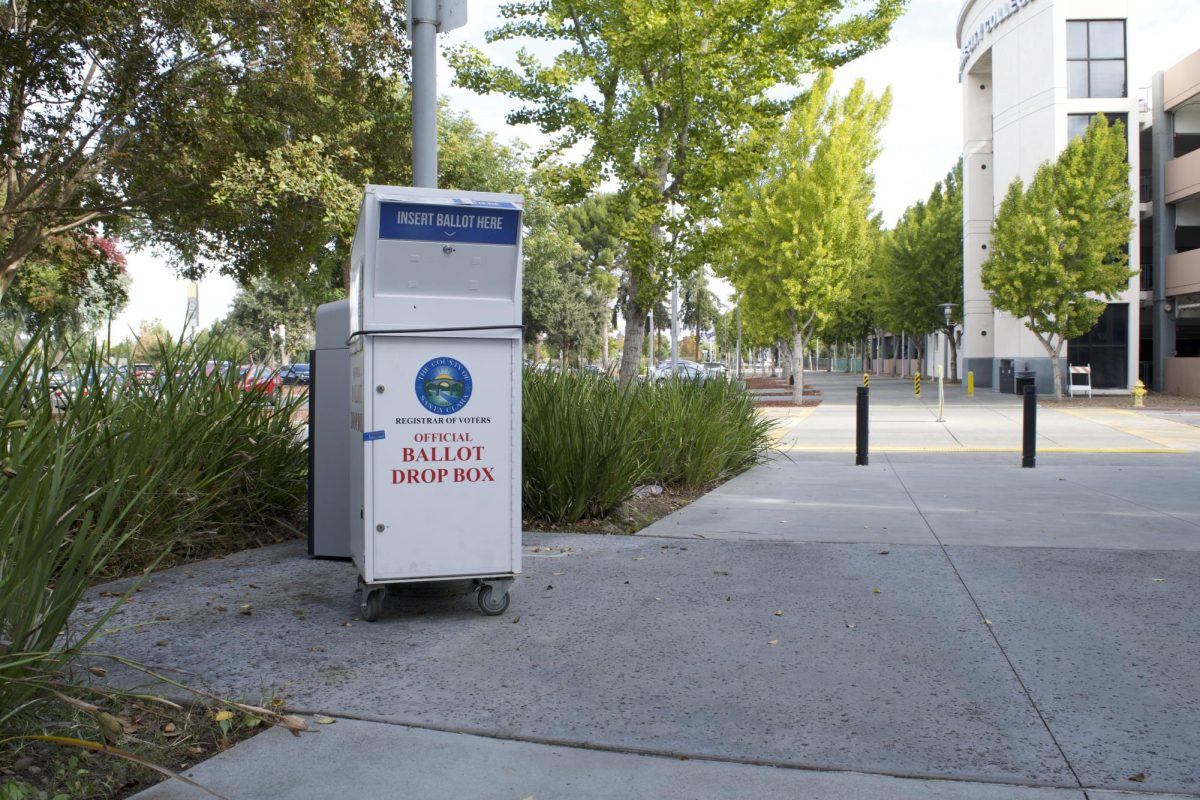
xmin=1015 ymin=371 xmax=1036 ymax=396
xmin=998 ymin=359 xmax=1015 ymax=393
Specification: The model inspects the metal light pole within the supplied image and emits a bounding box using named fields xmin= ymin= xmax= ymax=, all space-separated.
xmin=735 ymin=299 xmax=743 ymax=377
xmin=408 ymin=0 xmax=466 ymax=188
xmin=670 ymin=280 xmax=679 ymax=368
xmin=937 ymin=303 xmax=955 ymax=422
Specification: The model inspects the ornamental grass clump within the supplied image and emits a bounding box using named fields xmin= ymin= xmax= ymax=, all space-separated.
xmin=522 ymin=370 xmax=646 ymax=523
xmin=522 ymin=370 xmax=774 ymax=524
xmin=0 ymin=329 xmax=306 ymax=719
xmin=637 ymin=377 xmax=775 ymax=490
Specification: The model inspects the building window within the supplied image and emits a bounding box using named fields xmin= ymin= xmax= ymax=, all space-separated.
xmin=1067 ymin=20 xmax=1126 ymax=98
xmin=1068 ymin=303 xmax=1128 ymax=388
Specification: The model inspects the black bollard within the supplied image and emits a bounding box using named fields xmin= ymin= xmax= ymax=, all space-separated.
xmin=856 ymin=386 xmax=869 ymax=466
xmin=1021 ymin=384 xmax=1037 ymax=468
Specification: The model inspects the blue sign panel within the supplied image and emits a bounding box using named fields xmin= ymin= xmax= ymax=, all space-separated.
xmin=378 ymin=201 xmax=520 ymax=246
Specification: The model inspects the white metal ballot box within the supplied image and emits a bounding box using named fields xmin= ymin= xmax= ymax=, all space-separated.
xmin=348 ymin=185 xmax=523 ymax=620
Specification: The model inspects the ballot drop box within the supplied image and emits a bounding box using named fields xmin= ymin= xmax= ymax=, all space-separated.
xmin=348 ymin=185 xmax=523 ymax=620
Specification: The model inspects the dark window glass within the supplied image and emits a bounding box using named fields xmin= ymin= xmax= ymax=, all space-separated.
xmin=1066 ymin=20 xmax=1126 ymax=98
xmin=1068 ymin=304 xmax=1129 ymax=388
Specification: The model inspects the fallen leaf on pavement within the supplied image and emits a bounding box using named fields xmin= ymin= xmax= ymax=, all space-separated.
xmin=768 ymin=639 xmax=779 ymax=645
xmin=313 ymin=716 xmax=336 ymax=725
xmin=981 ymin=619 xmax=992 ymax=626
xmin=237 ymin=604 xmax=252 ymax=615
xmin=1153 ymin=578 xmax=1165 ymax=583
xmin=845 ymin=622 xmax=856 ymax=629
xmin=872 ymin=588 xmax=882 ymax=594
xmin=1128 ymin=772 xmax=1146 ymax=783
xmin=774 ymin=610 xmax=783 ymax=616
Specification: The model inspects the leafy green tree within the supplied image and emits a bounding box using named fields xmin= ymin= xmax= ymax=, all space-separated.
xmin=0 ymin=0 xmax=408 ymax=302
xmin=560 ymin=195 xmax=624 ymax=367
xmin=681 ymin=269 xmax=721 ymax=361
xmin=199 ymin=99 xmax=527 ymax=292
xmin=725 ymin=71 xmax=890 ymax=403
xmin=982 ymin=116 xmax=1133 ymax=399
xmin=871 ymin=161 xmax=963 ymax=377
xmin=450 ymin=0 xmax=904 ymax=382
xmin=222 ymin=276 xmax=338 ymax=366
xmin=1 ymin=231 xmax=129 ymax=337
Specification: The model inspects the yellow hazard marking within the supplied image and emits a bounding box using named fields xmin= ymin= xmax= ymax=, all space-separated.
xmin=776 ymin=445 xmax=1189 ymax=454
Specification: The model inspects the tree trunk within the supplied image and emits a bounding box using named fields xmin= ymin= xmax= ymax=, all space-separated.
xmin=791 ymin=324 xmax=805 ymax=405
xmin=601 ymin=315 xmax=610 ymax=370
xmin=1034 ymin=334 xmax=1065 ymax=400
xmin=948 ymin=327 xmax=960 ymax=382
xmin=618 ymin=302 xmax=648 ymax=385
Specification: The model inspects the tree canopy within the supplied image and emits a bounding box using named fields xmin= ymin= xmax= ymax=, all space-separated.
xmin=0 ymin=0 xmax=411 ymax=301
xmin=450 ymin=0 xmax=905 ymax=381
xmin=982 ymin=115 xmax=1133 ymax=399
xmin=871 ymin=160 xmax=963 ymax=376
xmin=723 ymin=71 xmax=890 ymax=402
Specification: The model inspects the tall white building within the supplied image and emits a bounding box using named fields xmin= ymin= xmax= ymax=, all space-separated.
xmin=957 ymin=0 xmax=1140 ymax=392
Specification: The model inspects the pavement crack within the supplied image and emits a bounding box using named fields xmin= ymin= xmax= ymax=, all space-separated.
xmin=883 ymin=452 xmax=1088 ymax=793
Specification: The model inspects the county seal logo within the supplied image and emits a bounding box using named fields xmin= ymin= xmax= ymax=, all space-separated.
xmin=414 ymin=357 xmax=472 ymax=415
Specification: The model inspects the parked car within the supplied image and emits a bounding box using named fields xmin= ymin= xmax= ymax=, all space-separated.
xmin=131 ymin=363 xmax=156 ymax=385
xmin=653 ymin=360 xmax=708 ymax=382
xmin=239 ymin=365 xmax=282 ymax=399
xmin=702 ymin=361 xmax=727 ymax=379
xmin=281 ymin=363 xmax=310 ymax=386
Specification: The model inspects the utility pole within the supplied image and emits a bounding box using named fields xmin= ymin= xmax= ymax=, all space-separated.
xmin=408 ymin=0 xmax=466 ymax=188
xmin=735 ymin=299 xmax=743 ymax=377
xmin=670 ymin=280 xmax=679 ymax=367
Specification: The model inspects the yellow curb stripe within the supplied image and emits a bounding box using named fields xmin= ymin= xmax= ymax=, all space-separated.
xmin=1054 ymin=408 xmax=1199 ymax=449
xmin=777 ymin=445 xmax=1190 ymax=454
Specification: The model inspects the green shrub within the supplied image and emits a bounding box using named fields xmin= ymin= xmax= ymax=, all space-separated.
xmin=637 ymin=378 xmax=775 ymax=490
xmin=0 ymin=329 xmax=306 ymax=718
xmin=522 ymin=371 xmax=774 ymax=524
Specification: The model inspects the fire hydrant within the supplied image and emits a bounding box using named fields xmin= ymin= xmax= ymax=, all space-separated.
xmin=1132 ymin=379 xmax=1148 ymax=407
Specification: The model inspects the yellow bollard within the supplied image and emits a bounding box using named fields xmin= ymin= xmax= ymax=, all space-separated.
xmin=863 ymin=372 xmax=870 ymax=388
xmin=967 ymin=371 xmax=974 ymax=397
xmin=914 ymin=374 xmax=921 ymax=398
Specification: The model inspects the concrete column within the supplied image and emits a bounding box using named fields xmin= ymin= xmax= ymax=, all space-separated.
xmin=1152 ymin=71 xmax=1177 ymax=390
xmin=962 ymin=68 xmax=995 ymax=386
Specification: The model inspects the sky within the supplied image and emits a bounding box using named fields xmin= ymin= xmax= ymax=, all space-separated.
xmin=110 ymin=0 xmax=1200 ymax=338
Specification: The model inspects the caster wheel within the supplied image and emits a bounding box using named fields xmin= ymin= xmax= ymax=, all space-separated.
xmin=477 ymin=585 xmax=510 ymax=616
xmin=360 ymin=586 xmax=384 ymax=622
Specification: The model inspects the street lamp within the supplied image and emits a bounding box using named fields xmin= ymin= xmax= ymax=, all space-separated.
xmin=936 ymin=303 xmax=956 ymax=422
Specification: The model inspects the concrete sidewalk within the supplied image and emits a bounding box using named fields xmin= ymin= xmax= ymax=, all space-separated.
xmin=770 ymin=372 xmax=1200 ymax=453
xmin=111 ymin=374 xmax=1200 ymax=800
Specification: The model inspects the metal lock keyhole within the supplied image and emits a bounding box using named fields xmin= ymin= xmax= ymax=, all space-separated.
xmin=443 ymin=245 xmax=456 ymax=255
xmin=376 ymin=524 xmax=386 ymax=533
xmin=376 ymin=385 xmax=385 ymax=394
